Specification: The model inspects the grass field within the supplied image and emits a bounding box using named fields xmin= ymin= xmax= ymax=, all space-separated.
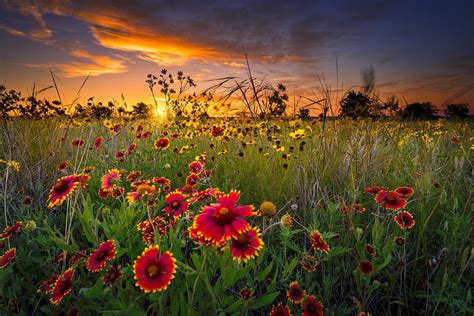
xmin=0 ymin=117 xmax=472 ymax=315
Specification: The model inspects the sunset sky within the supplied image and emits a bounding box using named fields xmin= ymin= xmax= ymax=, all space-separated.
xmin=0 ymin=0 xmax=473 ymax=114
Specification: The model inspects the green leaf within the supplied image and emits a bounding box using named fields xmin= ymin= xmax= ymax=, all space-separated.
xmin=256 ymin=260 xmax=273 ymax=281
xmin=251 ymin=291 xmax=280 ymax=309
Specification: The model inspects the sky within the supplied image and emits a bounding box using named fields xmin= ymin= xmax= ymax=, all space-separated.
xmin=0 ymin=0 xmax=473 ymax=115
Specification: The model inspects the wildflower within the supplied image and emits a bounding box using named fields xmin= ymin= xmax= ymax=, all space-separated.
xmin=301 ymin=295 xmax=323 ymax=316
xmin=69 ymin=250 xmax=88 ymax=266
xmin=87 ymin=240 xmax=116 ymax=272
xmin=70 ymin=139 xmax=85 ymax=147
xmin=290 ymin=203 xmax=298 ymax=211
xmin=102 ymin=264 xmax=123 ymax=287
xmin=164 ymin=191 xmax=188 ymax=217
xmin=449 ymin=136 xmax=460 ymax=144
xmin=394 ymin=186 xmax=414 ymax=198
xmin=309 ymin=231 xmax=330 ymax=254
xmin=287 ymin=281 xmax=305 ymax=304
xmin=94 ymin=136 xmax=103 ymax=149
xmin=239 ymin=287 xmax=253 ymax=299
xmin=365 ymin=243 xmax=376 ymax=256
xmin=193 ymin=191 xmax=254 ymax=245
xmin=133 ymin=245 xmax=176 ymax=293
xmin=127 ymin=183 xmax=156 ymax=203
xmin=50 ymin=268 xmax=74 ymax=304
xmin=1 ymin=221 xmax=22 ymax=239
xmin=211 ymin=126 xmax=225 ymax=137
xmin=364 ymin=187 xmax=386 ymax=195
xmin=0 ymin=248 xmax=16 ymax=269
xmin=48 ymin=174 xmax=89 ymax=208
xmin=127 ymin=143 xmax=137 ymax=154
xmin=270 ymin=303 xmax=292 ymax=316
xmin=375 ymin=191 xmax=407 ymax=210
xmin=24 ymin=220 xmax=36 ymax=232
xmin=230 ymin=227 xmax=264 ymax=263
xmin=114 ymin=150 xmax=125 ymax=160
xmin=259 ymin=201 xmax=277 ymax=218
xmin=281 ymin=214 xmax=293 ymax=228
xmin=394 ymin=236 xmax=405 ymax=246
xmin=98 ymin=188 xmax=110 ymax=199
xmin=38 ymin=273 xmax=59 ymax=294
xmin=188 ymin=161 xmax=203 ymax=174
xmin=154 ymin=138 xmax=170 ymax=150
xmin=101 ymin=169 xmax=121 ymax=191
xmin=352 ymin=204 xmax=366 ymax=213
xmin=358 ymin=260 xmax=374 ymax=275
xmin=0 ymin=159 xmax=21 ymax=171
xmin=394 ymin=211 xmax=415 ymax=230
xmin=186 ymin=174 xmax=200 ymax=186
xmin=289 ymin=129 xmax=305 ymax=140
xmin=127 ymin=171 xmax=141 ymax=182
xmin=23 ymin=196 xmax=32 ymax=205
xmin=300 ymin=254 xmax=318 ymax=272
xmin=58 ymin=161 xmax=68 ymax=171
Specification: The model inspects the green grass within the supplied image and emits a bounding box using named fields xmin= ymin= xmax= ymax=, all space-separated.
xmin=0 ymin=117 xmax=472 ymax=315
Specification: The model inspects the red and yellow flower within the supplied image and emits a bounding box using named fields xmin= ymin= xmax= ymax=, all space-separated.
xmin=101 ymin=169 xmax=121 ymax=191
xmin=87 ymin=240 xmax=116 ymax=272
xmin=154 ymin=138 xmax=170 ymax=150
xmin=358 ymin=260 xmax=374 ymax=275
xmin=309 ymin=231 xmax=330 ymax=254
xmin=50 ymin=268 xmax=74 ymax=304
xmin=102 ymin=264 xmax=123 ymax=287
xmin=192 ymin=191 xmax=254 ymax=245
xmin=0 ymin=247 xmax=16 ymax=269
xmin=301 ymin=295 xmax=323 ymax=316
xmin=48 ymin=174 xmax=89 ymax=208
xmin=163 ymin=191 xmax=188 ymax=217
xmin=1 ymin=221 xmax=22 ymax=239
xmin=229 ymin=227 xmax=264 ymax=263
xmin=394 ymin=211 xmax=415 ymax=230
xmin=287 ymin=281 xmax=305 ymax=304
xmin=133 ymin=245 xmax=176 ymax=293
xmin=270 ymin=302 xmax=292 ymax=316
xmin=375 ymin=191 xmax=407 ymax=210
xmin=395 ymin=186 xmax=414 ymax=198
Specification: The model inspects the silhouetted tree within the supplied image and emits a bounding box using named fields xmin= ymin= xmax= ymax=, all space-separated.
xmin=446 ymin=103 xmax=469 ymax=117
xmin=339 ymin=90 xmax=373 ymax=119
xmin=401 ymin=102 xmax=438 ymax=119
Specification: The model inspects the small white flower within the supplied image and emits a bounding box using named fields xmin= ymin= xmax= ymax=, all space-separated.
xmin=163 ymin=163 xmax=171 ymax=169
xmin=290 ymin=203 xmax=298 ymax=211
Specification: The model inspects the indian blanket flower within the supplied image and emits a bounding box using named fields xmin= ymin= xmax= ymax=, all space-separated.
xmin=1 ymin=221 xmax=22 ymax=239
xmin=229 ymin=227 xmax=264 ymax=263
xmin=395 ymin=186 xmax=414 ymax=198
xmin=94 ymin=136 xmax=103 ymax=149
xmin=301 ymin=254 xmax=318 ymax=272
xmin=394 ymin=236 xmax=405 ymax=246
xmin=114 ymin=150 xmax=125 ymax=160
xmin=188 ymin=161 xmax=203 ymax=174
xmin=394 ymin=211 xmax=415 ymax=230
xmin=364 ymin=186 xmax=386 ymax=195
xmin=186 ymin=174 xmax=200 ymax=186
xmin=270 ymin=303 xmax=292 ymax=316
xmin=375 ymin=191 xmax=407 ymax=210
xmin=133 ymin=245 xmax=176 ymax=293
xmin=50 ymin=268 xmax=74 ymax=304
xmin=154 ymin=138 xmax=170 ymax=150
xmin=101 ymin=169 xmax=121 ymax=191
xmin=102 ymin=264 xmax=123 ymax=287
xmin=239 ymin=287 xmax=253 ymax=299
xmin=127 ymin=183 xmax=156 ymax=203
xmin=301 ymin=295 xmax=324 ymax=316
xmin=48 ymin=174 xmax=89 ymax=208
xmin=193 ymin=191 xmax=254 ymax=245
xmin=365 ymin=243 xmax=376 ymax=256
xmin=0 ymin=248 xmax=16 ymax=269
xmin=309 ymin=231 xmax=330 ymax=254
xmin=38 ymin=273 xmax=60 ymax=294
xmin=358 ymin=260 xmax=374 ymax=276
xmin=137 ymin=217 xmax=175 ymax=245
xmin=87 ymin=240 xmax=116 ymax=272
xmin=164 ymin=191 xmax=188 ymax=217
xmin=352 ymin=204 xmax=366 ymax=213
xmin=287 ymin=281 xmax=305 ymax=304
xmin=70 ymin=139 xmax=85 ymax=147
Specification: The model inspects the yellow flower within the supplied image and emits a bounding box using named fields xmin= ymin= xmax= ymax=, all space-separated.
xmin=0 ymin=159 xmax=20 ymax=172
xmin=273 ymin=145 xmax=285 ymax=152
xmin=289 ymin=129 xmax=305 ymax=140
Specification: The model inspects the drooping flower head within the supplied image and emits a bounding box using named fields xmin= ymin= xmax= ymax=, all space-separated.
xmin=301 ymin=295 xmax=324 ymax=316
xmin=229 ymin=227 xmax=264 ymax=263
xmin=1 ymin=221 xmax=22 ymax=239
xmin=164 ymin=191 xmax=188 ymax=217
xmin=394 ymin=186 xmax=414 ymax=199
xmin=50 ymin=268 xmax=74 ymax=304
xmin=192 ymin=191 xmax=254 ymax=245
xmin=102 ymin=264 xmax=123 ymax=287
xmin=87 ymin=240 xmax=116 ymax=272
xmin=0 ymin=248 xmax=16 ymax=269
xmin=133 ymin=245 xmax=176 ymax=293
xmin=394 ymin=211 xmax=415 ymax=230
xmin=358 ymin=260 xmax=374 ymax=275
xmin=309 ymin=231 xmax=330 ymax=254
xmin=287 ymin=281 xmax=305 ymax=304
xmin=101 ymin=169 xmax=121 ymax=191
xmin=270 ymin=303 xmax=292 ymax=316
xmin=375 ymin=191 xmax=407 ymax=210
xmin=48 ymin=174 xmax=89 ymax=208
